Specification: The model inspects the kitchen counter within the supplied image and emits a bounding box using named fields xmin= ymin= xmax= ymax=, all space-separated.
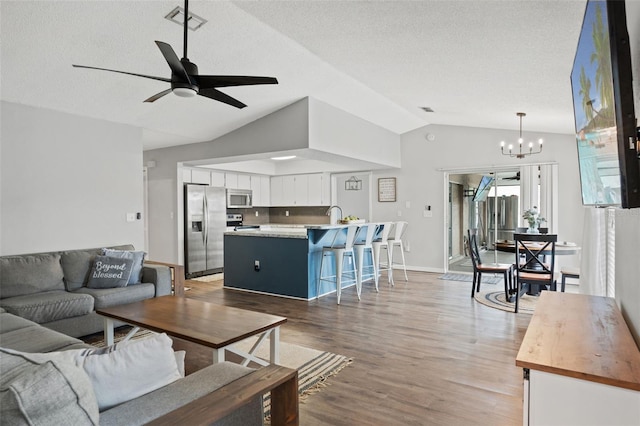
xmin=223 ymin=223 xmax=383 ymax=300
xmin=224 ymin=223 xmax=365 ymax=240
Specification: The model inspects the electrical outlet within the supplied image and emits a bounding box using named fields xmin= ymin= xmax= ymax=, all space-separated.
xmin=254 ymin=260 xmax=260 ymax=271
xmin=126 ymin=213 xmax=136 ymax=222
xmin=285 ymin=211 xmax=289 ymax=217
xmin=424 ymin=210 xmax=433 ymax=218
xmin=405 ymin=241 xmax=410 ymax=252
xmin=397 ymin=210 xmax=402 ymax=217
xmin=255 ymin=211 xmax=259 ymax=217
xmin=405 ymin=201 xmax=411 ymax=209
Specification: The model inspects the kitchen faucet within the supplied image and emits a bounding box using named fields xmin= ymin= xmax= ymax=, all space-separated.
xmin=325 ymin=205 xmax=343 ymax=223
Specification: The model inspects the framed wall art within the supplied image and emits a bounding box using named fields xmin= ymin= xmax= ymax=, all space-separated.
xmin=378 ymin=177 xmax=396 ymax=202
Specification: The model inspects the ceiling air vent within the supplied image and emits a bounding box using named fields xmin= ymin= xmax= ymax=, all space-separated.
xmin=165 ymin=6 xmax=207 ymax=31
xmin=420 ymin=106 xmax=435 ymax=113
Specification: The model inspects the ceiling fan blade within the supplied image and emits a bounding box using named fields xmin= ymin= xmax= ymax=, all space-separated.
xmin=72 ymin=64 xmax=170 ymax=83
xmin=143 ymin=88 xmax=173 ymax=103
xmin=155 ymin=41 xmax=191 ymax=84
xmin=196 ymin=75 xmax=278 ymax=89
xmin=199 ymin=88 xmax=247 ymax=109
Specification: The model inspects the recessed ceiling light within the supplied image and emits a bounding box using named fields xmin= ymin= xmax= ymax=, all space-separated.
xmin=420 ymin=106 xmax=435 ymax=113
xmin=270 ymin=155 xmax=297 ymax=161
xmin=165 ymin=6 xmax=207 ymax=31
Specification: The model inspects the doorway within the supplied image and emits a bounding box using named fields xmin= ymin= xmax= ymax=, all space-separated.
xmin=447 ymin=168 xmax=524 ymax=273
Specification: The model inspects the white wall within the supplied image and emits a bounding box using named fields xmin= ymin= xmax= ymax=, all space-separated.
xmin=0 ymin=102 xmax=144 ymax=255
xmin=371 ymin=123 xmax=583 ymax=272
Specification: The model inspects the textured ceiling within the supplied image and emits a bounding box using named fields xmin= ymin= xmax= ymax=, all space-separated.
xmin=0 ymin=0 xmax=601 ymax=152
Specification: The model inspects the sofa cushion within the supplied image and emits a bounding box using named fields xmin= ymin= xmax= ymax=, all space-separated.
xmin=102 ymin=248 xmax=146 ymax=284
xmin=0 ymin=322 xmax=86 ymax=354
xmin=0 ymin=253 xmax=65 ymax=299
xmin=60 ymin=249 xmax=101 ymax=291
xmin=99 ymin=361 xmax=260 ymax=426
xmin=86 ymin=255 xmax=134 ymax=289
xmin=0 ymin=291 xmax=94 ymax=324
xmin=0 ymin=347 xmax=99 ymax=425
xmin=74 ymin=283 xmax=155 ymax=309
xmin=4 ymin=333 xmax=182 ymax=411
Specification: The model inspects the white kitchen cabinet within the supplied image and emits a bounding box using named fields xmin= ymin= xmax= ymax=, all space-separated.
xmin=182 ymin=168 xmax=192 ymax=183
xmin=270 ymin=176 xmax=284 ymax=206
xmin=210 ymin=170 xmax=225 ymax=187
xmin=260 ymin=176 xmax=270 ymax=206
xmin=293 ymin=175 xmax=308 ymax=205
xmin=269 ymin=173 xmax=331 ymax=206
xmin=237 ymin=174 xmax=251 ymax=190
xmin=307 ymin=173 xmax=330 ymax=206
xmin=191 ymin=169 xmax=211 ymax=185
xmin=225 ymin=173 xmax=238 ymax=189
xmin=251 ymin=175 xmax=271 ymax=206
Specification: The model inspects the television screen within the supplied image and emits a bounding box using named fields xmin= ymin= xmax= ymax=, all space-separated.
xmin=472 ymin=175 xmax=494 ymax=202
xmin=570 ymin=0 xmax=640 ymax=208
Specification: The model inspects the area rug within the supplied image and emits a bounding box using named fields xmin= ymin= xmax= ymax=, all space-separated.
xmin=190 ymin=273 xmax=224 ymax=282
xmin=439 ymin=272 xmax=502 ymax=285
xmin=474 ymin=290 xmax=537 ymax=314
xmin=85 ymin=328 xmax=352 ymax=419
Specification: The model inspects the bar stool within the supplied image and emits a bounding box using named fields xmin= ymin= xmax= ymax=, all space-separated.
xmin=353 ymin=223 xmax=379 ymax=294
xmin=372 ymin=222 xmax=394 ymax=286
xmin=317 ymin=225 xmax=360 ymax=304
xmin=388 ymin=221 xmax=408 ymax=282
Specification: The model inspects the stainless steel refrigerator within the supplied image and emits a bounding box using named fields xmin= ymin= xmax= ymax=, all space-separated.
xmin=184 ymin=185 xmax=226 ymax=278
xmin=486 ymin=195 xmax=519 ymax=244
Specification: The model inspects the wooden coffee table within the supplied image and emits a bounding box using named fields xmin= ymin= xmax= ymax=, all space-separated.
xmin=96 ymin=296 xmax=287 ymax=366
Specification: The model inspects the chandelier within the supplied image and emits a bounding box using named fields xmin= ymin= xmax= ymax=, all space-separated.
xmin=500 ymin=112 xmax=543 ymax=159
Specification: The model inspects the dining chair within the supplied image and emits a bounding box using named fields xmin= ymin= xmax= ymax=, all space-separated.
xmin=317 ymin=225 xmax=360 ymax=304
xmin=467 ymin=229 xmax=514 ymax=300
xmin=560 ymin=266 xmax=580 ymax=292
xmin=513 ymin=233 xmax=558 ymax=313
xmin=388 ymin=221 xmax=408 ymax=282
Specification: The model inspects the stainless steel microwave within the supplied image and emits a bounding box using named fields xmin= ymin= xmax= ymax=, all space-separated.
xmin=226 ymin=189 xmax=252 ymax=208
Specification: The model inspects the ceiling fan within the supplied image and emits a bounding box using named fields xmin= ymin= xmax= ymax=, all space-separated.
xmin=72 ymin=0 xmax=278 ymax=108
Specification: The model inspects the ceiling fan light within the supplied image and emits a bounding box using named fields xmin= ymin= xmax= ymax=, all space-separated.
xmin=173 ymin=88 xmax=197 ymax=98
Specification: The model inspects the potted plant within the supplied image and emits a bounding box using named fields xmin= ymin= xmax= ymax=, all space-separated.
xmin=522 ymin=206 xmax=546 ymax=233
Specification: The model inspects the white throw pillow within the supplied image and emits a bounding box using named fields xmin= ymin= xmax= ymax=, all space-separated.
xmin=3 ymin=333 xmax=182 ymax=411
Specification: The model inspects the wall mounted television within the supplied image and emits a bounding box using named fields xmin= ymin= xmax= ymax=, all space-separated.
xmin=570 ymin=0 xmax=640 ymax=208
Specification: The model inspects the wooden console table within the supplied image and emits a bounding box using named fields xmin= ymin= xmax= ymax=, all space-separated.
xmin=516 ymin=292 xmax=640 ymax=425
xmin=145 ymin=260 xmax=185 ymax=296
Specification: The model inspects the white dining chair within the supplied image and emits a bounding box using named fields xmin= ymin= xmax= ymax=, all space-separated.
xmin=388 ymin=221 xmax=408 ymax=282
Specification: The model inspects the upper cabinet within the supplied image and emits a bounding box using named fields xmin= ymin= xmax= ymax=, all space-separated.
xmin=270 ymin=173 xmax=330 ymax=206
xmin=251 ymin=175 xmax=271 ymax=207
xmin=191 ymin=169 xmax=211 ymax=185
xmin=183 ymin=167 xmax=330 ymax=207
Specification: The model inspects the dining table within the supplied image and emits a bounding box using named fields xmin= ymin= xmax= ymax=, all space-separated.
xmin=495 ymin=239 xmax=581 ymax=296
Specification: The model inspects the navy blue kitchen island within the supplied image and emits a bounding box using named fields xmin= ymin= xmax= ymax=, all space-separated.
xmin=223 ymin=224 xmax=378 ymax=300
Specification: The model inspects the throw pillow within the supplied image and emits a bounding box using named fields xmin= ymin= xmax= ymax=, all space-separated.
xmin=86 ymin=255 xmax=133 ymax=289
xmin=101 ymin=248 xmax=146 ymax=284
xmin=2 ymin=333 xmax=182 ymax=411
xmin=0 ymin=347 xmax=100 ymax=425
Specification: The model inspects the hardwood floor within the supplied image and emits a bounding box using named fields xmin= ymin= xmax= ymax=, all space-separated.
xmin=180 ymin=271 xmax=531 ymax=425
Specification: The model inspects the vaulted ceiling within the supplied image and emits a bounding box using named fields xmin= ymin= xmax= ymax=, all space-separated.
xmin=3 ymin=0 xmax=624 ymax=153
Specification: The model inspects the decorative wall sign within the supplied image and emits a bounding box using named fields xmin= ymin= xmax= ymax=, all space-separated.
xmin=378 ymin=177 xmax=396 ymax=202
xmin=345 ymin=176 xmax=362 ymax=191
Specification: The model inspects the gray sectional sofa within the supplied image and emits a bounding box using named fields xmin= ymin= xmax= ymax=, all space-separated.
xmin=0 ymin=308 xmax=300 ymax=425
xmin=0 ymin=245 xmax=172 ymax=337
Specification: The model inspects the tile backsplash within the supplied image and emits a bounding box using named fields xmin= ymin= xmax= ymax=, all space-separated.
xmin=229 ymin=206 xmax=330 ymax=225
